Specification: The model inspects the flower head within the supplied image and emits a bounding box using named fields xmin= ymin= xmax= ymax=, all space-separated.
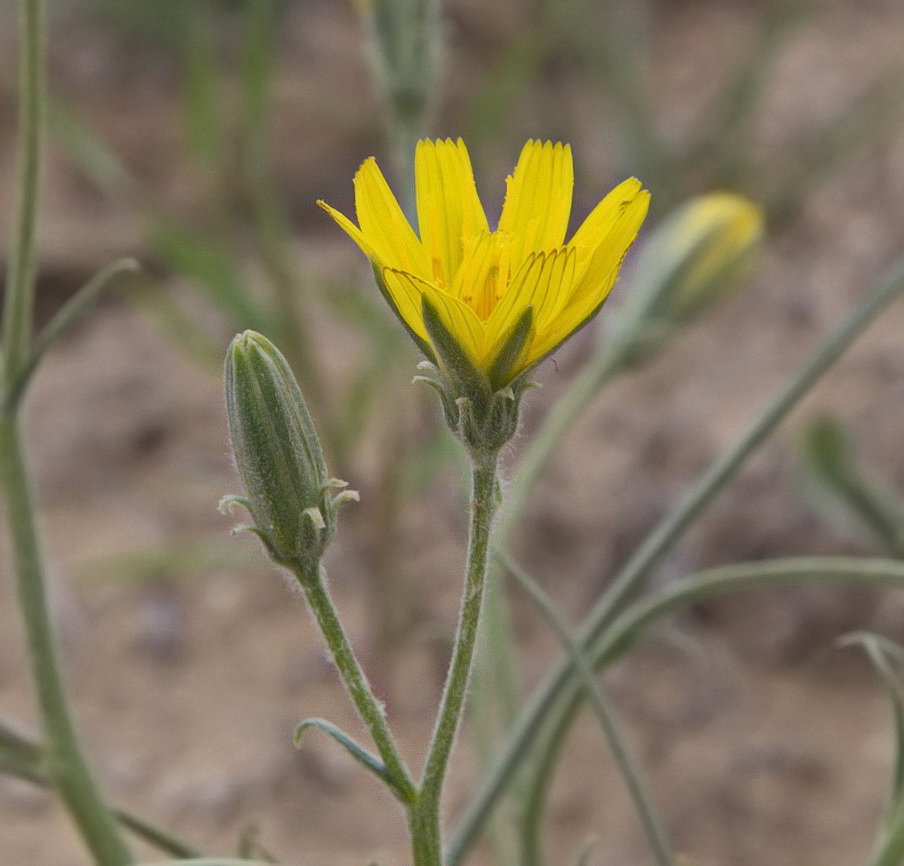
xmin=319 ymin=139 xmax=649 ymax=391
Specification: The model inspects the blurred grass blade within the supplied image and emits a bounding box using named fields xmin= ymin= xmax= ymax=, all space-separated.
xmin=801 ymin=415 xmax=904 ymax=555
xmin=0 ymin=718 xmax=200 ymax=857
xmin=566 ymin=0 xmax=668 ymax=193
xmin=49 ymin=100 xmax=272 ymax=333
xmin=130 ymin=281 xmax=224 ymax=366
xmin=147 ymin=217 xmax=272 ymax=334
xmin=240 ymin=0 xmax=277 ymax=161
xmin=572 ymin=838 xmax=598 ymax=866
xmin=842 ymin=634 xmax=904 ymax=866
xmin=465 ymin=31 xmax=545 ymax=146
xmin=178 ymin=1 xmax=225 ymax=184
xmin=841 ymin=634 xmax=904 ymax=803
xmin=141 ymin=861 xmax=276 ymax=865
xmin=500 ymin=552 xmax=675 ymax=866
xmin=80 ymin=540 xmax=262 ymax=585
xmin=4 ymin=258 xmax=139 ymax=410
xmin=47 ymin=99 xmax=136 ymax=203
xmin=763 ymin=68 xmax=904 ymax=224
xmin=686 ymin=0 xmax=812 ymax=185
xmin=236 ymin=824 xmax=278 ymax=863
xmin=0 ymin=719 xmax=46 ymax=785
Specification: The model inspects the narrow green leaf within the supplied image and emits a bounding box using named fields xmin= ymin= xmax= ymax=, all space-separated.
xmin=4 ymin=258 xmax=140 ymax=410
xmin=499 ymin=551 xmax=675 ymax=866
xmin=293 ymin=717 xmax=406 ymax=801
xmin=801 ymin=415 xmax=904 ymax=555
xmin=841 ymin=634 xmax=904 ymax=808
xmin=764 ymin=69 xmax=904 ymax=224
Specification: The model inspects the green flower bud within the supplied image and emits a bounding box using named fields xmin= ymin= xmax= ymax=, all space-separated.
xmin=223 ymin=331 xmax=356 ymax=573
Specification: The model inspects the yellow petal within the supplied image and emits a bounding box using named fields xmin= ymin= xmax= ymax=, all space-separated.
xmin=422 ymin=286 xmax=487 ymax=365
xmin=485 ymin=247 xmax=576 ymax=351
xmin=570 ymin=177 xmax=645 ymax=270
xmin=355 ymin=158 xmax=431 ymax=279
xmin=528 ymin=189 xmax=649 ymax=362
xmin=379 ymin=269 xmax=433 ymax=343
xmin=317 ymin=199 xmax=381 ymax=261
xmin=497 ymin=141 xmax=574 ymax=270
xmin=569 ymin=188 xmax=650 ymax=311
xmin=415 ymin=139 xmax=489 ymax=289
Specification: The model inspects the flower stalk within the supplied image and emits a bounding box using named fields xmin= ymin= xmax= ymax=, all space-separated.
xmin=409 ymin=454 xmax=500 ymax=864
xmin=292 ymin=562 xmax=416 ymax=804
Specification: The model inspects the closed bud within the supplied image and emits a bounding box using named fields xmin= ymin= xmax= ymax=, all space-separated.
xmin=223 ymin=331 xmax=356 ymax=573
xmin=616 ymin=193 xmax=763 ymax=359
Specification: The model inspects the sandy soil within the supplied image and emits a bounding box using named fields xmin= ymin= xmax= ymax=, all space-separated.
xmin=4 ymin=1 xmax=904 ymax=864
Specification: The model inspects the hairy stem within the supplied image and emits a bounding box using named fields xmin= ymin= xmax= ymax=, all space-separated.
xmin=410 ymin=456 xmax=499 ymax=865
xmin=295 ymin=564 xmax=415 ymax=805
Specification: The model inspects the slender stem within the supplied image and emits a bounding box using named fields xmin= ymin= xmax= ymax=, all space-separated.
xmin=3 ymin=0 xmax=43 ymax=379
xmin=113 ymin=808 xmax=201 ymax=860
xmin=140 ymin=861 xmax=274 ymax=866
xmin=0 ymin=416 xmax=133 ymax=864
xmin=294 ymin=564 xmax=415 ymax=804
xmin=593 ymin=557 xmax=904 ymax=669
xmin=2 ymin=1 xmax=132 ymax=862
xmin=410 ymin=456 xmax=499 ymax=865
xmin=501 ymin=552 xmax=674 ymax=866
xmin=872 ymin=795 xmax=904 ymax=866
xmin=519 ymin=688 xmax=578 ymax=866
xmin=0 ymin=720 xmax=202 ymax=858
xmin=448 ymin=256 xmax=904 ymax=863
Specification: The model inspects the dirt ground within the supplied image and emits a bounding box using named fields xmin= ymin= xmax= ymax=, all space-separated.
xmin=4 ymin=1 xmax=904 ymax=864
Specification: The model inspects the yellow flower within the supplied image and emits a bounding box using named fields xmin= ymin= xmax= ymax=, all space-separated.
xmin=319 ymin=138 xmax=649 ymax=389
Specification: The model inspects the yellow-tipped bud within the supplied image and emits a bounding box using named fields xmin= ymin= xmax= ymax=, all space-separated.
xmin=630 ymin=192 xmax=764 ymax=328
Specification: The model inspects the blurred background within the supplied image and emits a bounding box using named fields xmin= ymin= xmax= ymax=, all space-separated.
xmin=3 ymin=0 xmax=904 ymax=863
